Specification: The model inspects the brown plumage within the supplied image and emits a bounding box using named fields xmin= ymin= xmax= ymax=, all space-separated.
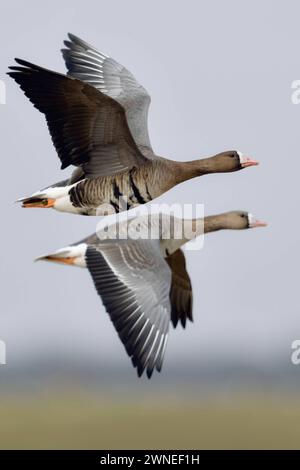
xmin=8 ymin=34 xmax=258 ymax=215
xmin=166 ymin=249 xmax=193 ymax=328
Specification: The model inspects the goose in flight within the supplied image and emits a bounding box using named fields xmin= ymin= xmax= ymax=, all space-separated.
xmin=36 ymin=211 xmax=267 ymax=377
xmin=8 ymin=34 xmax=258 ymax=215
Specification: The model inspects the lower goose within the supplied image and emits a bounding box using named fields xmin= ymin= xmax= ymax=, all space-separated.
xmin=36 ymin=211 xmax=266 ymax=377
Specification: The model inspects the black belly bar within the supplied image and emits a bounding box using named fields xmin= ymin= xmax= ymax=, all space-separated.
xmin=129 ymin=169 xmax=147 ymax=205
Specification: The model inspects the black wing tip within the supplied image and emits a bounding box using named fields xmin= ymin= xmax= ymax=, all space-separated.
xmin=180 ymin=314 xmax=194 ymax=328
xmin=171 ymin=307 xmax=193 ymax=329
xmin=134 ymin=358 xmax=157 ymax=379
xmin=135 ymin=365 xmax=158 ymax=379
xmin=67 ymin=33 xmax=85 ymax=46
xmin=171 ymin=316 xmax=179 ymax=328
xmin=62 ymin=34 xmax=80 ymax=53
xmin=7 ymin=59 xmax=26 ymax=76
xmin=146 ymin=368 xmax=154 ymax=379
xmin=15 ymin=57 xmax=27 ymax=65
xmin=14 ymin=58 xmax=37 ymax=69
xmin=136 ymin=365 xmax=145 ymax=378
xmin=7 ymin=70 xmax=28 ymax=82
xmin=68 ymin=32 xmax=78 ymax=41
xmin=134 ymin=345 xmax=165 ymax=378
xmin=60 ymin=41 xmax=73 ymax=54
xmin=8 ymin=58 xmax=43 ymax=76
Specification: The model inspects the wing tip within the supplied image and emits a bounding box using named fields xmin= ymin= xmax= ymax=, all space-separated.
xmin=66 ymin=32 xmax=91 ymax=50
xmin=135 ymin=364 xmax=158 ymax=379
xmin=64 ymin=32 xmax=109 ymax=59
xmin=146 ymin=368 xmax=154 ymax=379
xmin=136 ymin=364 xmax=145 ymax=378
xmin=8 ymin=58 xmax=44 ymax=76
xmin=67 ymin=32 xmax=78 ymax=42
xmin=14 ymin=58 xmax=36 ymax=68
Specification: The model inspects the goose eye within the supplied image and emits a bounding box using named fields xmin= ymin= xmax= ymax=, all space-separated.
xmin=241 ymin=214 xmax=245 ymax=218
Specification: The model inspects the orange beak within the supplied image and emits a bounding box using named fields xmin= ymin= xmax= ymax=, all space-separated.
xmin=22 ymin=198 xmax=56 ymax=208
xmin=36 ymin=255 xmax=76 ymax=265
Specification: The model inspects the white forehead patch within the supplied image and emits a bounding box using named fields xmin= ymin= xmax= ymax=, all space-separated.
xmin=247 ymin=213 xmax=254 ymax=227
xmin=237 ymin=150 xmax=243 ymax=162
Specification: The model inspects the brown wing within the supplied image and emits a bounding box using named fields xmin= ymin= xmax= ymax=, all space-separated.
xmin=166 ymin=249 xmax=193 ymax=328
xmin=8 ymin=59 xmax=148 ymax=177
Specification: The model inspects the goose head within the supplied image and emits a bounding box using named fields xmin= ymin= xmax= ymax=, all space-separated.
xmin=222 ymin=211 xmax=267 ymax=230
xmin=210 ymin=151 xmax=259 ymax=173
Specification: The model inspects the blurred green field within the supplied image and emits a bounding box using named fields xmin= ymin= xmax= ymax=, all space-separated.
xmin=0 ymin=390 xmax=299 ymax=449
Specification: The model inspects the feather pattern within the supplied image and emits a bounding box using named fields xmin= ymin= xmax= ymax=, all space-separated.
xmin=62 ymin=33 xmax=153 ymax=153
xmin=85 ymin=240 xmax=171 ymax=378
xmin=8 ymin=59 xmax=148 ymax=177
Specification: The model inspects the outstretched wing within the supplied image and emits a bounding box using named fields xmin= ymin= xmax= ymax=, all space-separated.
xmin=85 ymin=240 xmax=171 ymax=378
xmin=166 ymin=249 xmax=193 ymax=328
xmin=8 ymin=59 xmax=148 ymax=177
xmin=62 ymin=33 xmax=153 ymax=155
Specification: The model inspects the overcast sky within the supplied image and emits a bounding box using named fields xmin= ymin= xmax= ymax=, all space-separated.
xmin=0 ymin=0 xmax=299 ymax=380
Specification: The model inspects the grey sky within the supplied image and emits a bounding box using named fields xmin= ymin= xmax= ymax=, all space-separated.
xmin=0 ymin=0 xmax=298 ymax=378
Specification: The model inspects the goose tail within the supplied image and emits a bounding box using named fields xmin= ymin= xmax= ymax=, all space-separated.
xmin=35 ymin=243 xmax=88 ymax=267
xmin=15 ymin=184 xmax=74 ymax=209
xmin=17 ymin=194 xmax=55 ymax=208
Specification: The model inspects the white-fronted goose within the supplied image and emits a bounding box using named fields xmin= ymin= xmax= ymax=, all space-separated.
xmin=8 ymin=34 xmax=258 ymax=215
xmin=36 ymin=211 xmax=267 ymax=377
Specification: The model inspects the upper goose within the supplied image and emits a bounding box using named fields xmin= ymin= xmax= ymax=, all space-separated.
xmin=8 ymin=34 xmax=258 ymax=215
xmin=36 ymin=211 xmax=267 ymax=377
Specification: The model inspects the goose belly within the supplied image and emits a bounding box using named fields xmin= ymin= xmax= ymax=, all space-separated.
xmin=69 ymin=170 xmax=154 ymax=215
